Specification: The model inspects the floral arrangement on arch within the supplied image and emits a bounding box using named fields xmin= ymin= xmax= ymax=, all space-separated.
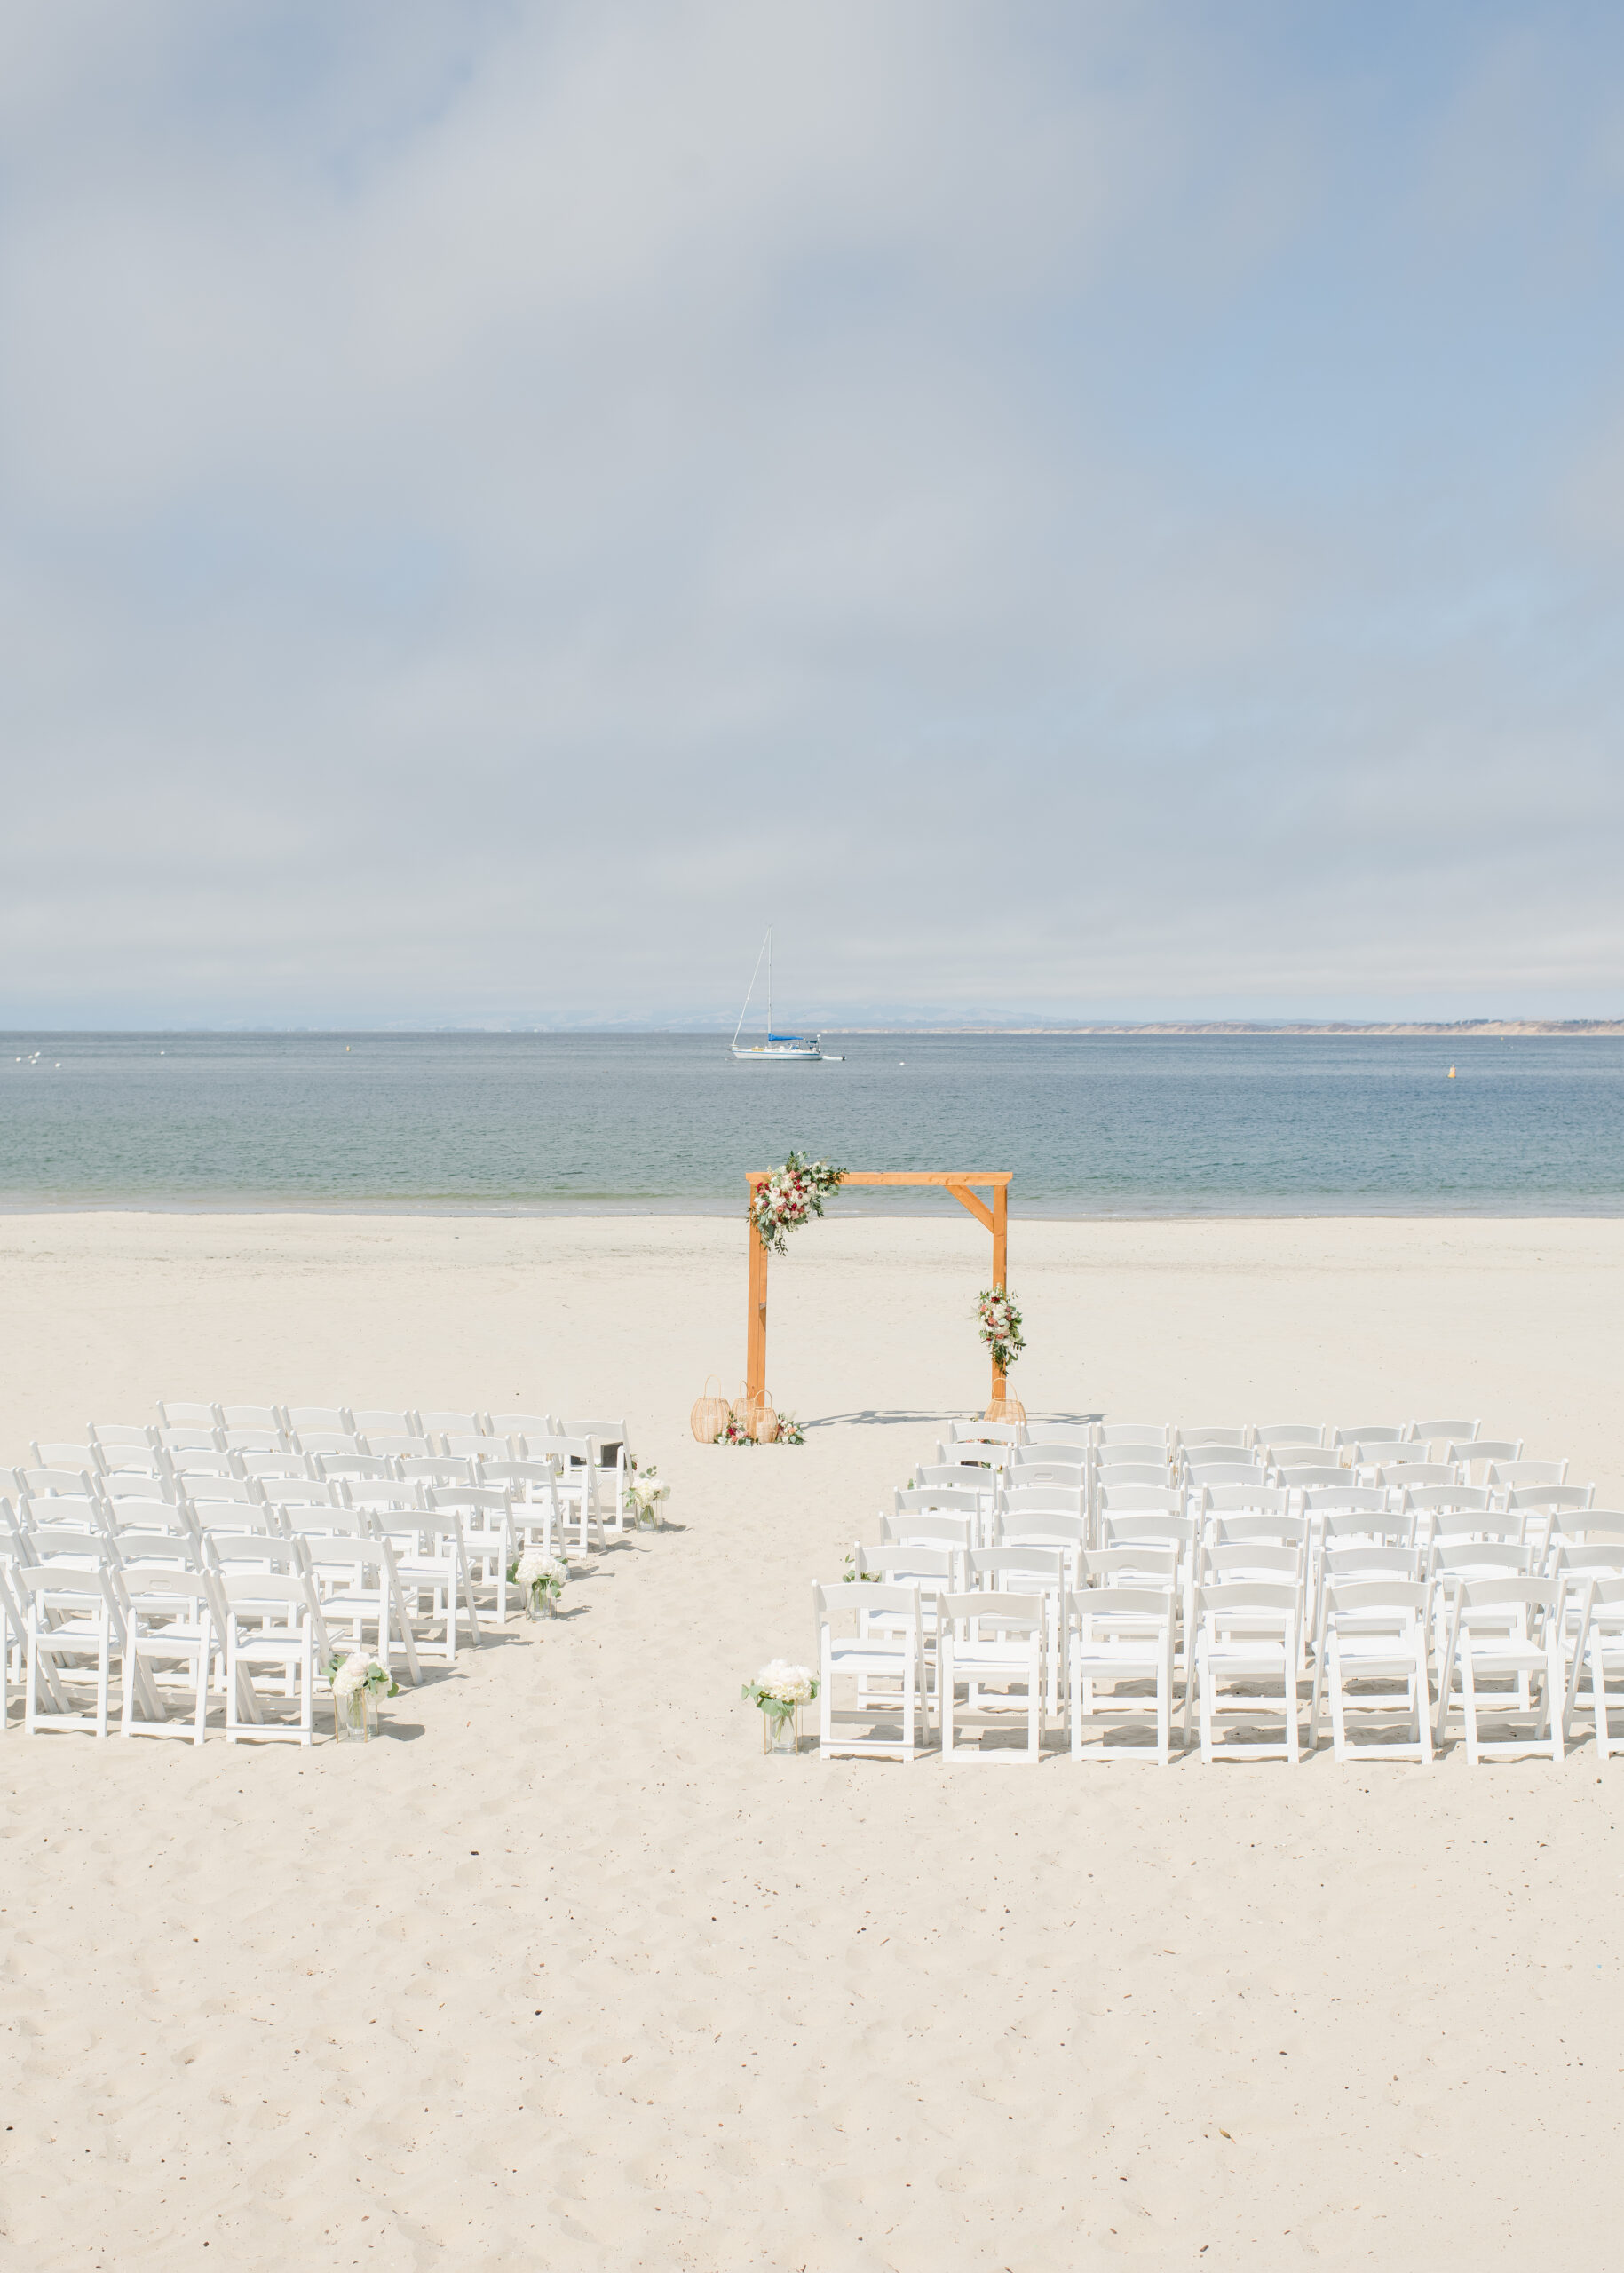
xmin=749 ymin=1152 xmax=845 ymax=1257
xmin=976 ymin=1287 xmax=1026 ymax=1374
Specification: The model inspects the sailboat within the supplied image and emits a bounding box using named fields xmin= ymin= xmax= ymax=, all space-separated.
xmin=731 ymin=929 xmax=825 ymax=1062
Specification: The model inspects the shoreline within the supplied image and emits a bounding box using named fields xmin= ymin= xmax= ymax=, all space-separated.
xmin=1 ymin=1196 xmax=1621 ymax=1220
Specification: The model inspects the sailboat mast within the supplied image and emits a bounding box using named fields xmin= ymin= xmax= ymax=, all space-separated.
xmin=733 ymin=929 xmax=770 ymax=1050
xmin=766 ymin=928 xmax=772 ymax=1039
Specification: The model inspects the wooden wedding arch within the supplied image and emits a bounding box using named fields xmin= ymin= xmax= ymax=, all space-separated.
xmin=744 ymin=1170 xmax=1013 ymax=1409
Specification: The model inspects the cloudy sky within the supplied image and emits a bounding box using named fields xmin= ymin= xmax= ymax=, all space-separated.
xmin=4 ymin=2 xmax=1623 ymax=1026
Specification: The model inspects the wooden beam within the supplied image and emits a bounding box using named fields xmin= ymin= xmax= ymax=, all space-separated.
xmin=991 ymin=1180 xmax=1010 ymax=1403
xmin=944 ymin=1182 xmax=994 ymax=1232
xmin=826 ymin=1170 xmax=1012 ymax=1186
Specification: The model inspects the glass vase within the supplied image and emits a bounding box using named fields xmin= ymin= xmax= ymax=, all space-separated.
xmin=526 ymin=1584 xmax=558 ymax=1621
xmin=334 ymin=1690 xmax=374 ymax=1744
xmin=763 ymin=1707 xmax=799 ymax=1756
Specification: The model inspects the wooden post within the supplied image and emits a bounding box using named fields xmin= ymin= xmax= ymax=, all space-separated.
xmin=991 ymin=1178 xmax=1009 ymax=1405
xmin=746 ymin=1176 xmax=769 ymax=1407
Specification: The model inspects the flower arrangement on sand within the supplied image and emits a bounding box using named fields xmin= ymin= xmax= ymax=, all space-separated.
xmin=328 ymin=1649 xmax=398 ymax=1700
xmin=325 ymin=1649 xmax=398 ymax=1739
xmin=749 ymin=1152 xmax=845 ymax=1257
xmin=976 ymin=1287 xmax=1026 ymax=1374
xmin=625 ymin=1462 xmax=670 ymax=1526
xmin=742 ymin=1661 xmax=819 ymax=1752
xmin=511 ymin=1547 xmax=568 ymax=1616
xmin=715 ymin=1410 xmax=756 ymax=1446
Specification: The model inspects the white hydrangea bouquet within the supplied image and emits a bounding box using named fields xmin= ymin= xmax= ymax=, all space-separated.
xmin=741 ymin=1659 xmax=819 ymax=1754
xmin=325 ymin=1649 xmax=399 ymax=1742
xmin=511 ymin=1547 xmax=569 ymax=1620
xmin=624 ymin=1461 xmax=670 ymax=1529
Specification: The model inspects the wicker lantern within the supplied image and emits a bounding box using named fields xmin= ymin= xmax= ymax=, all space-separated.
xmin=983 ymin=1395 xmax=1026 ymax=1426
xmin=690 ymin=1376 xmax=732 ymax=1444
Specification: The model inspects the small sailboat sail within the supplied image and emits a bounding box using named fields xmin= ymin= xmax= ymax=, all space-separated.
xmin=731 ymin=930 xmax=822 ymax=1062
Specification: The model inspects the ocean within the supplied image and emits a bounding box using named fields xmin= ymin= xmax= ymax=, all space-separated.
xmin=1 ymin=1031 xmax=1620 ymax=1216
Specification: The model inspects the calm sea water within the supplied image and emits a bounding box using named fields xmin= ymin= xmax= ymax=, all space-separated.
xmin=0 ymin=1032 xmax=1620 ymax=1216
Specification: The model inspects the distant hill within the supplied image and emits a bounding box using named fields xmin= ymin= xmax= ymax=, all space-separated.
xmin=824 ymin=1020 xmax=1624 ymax=1037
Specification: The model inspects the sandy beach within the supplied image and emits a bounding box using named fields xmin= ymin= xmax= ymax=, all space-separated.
xmin=3 ymin=1208 xmax=1621 ymax=2271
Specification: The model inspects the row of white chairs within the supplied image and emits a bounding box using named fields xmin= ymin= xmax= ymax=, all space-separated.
xmin=950 ymin=1418 xmax=1488 ymax=1453
xmin=882 ymin=1483 xmax=1613 ymax=1674
xmin=0 ymin=1510 xmax=483 ymax=1744
xmin=816 ymin=1550 xmax=1622 ymax=1769
xmin=934 ymin=1437 xmax=1549 ymax=1495
xmin=914 ymin=1459 xmax=1579 ymax=1550
xmin=0 ymin=1466 xmax=590 ymax=1740
xmin=32 ymin=1419 xmax=631 ymax=1519
xmin=117 ymin=1404 xmax=627 ymax=1457
xmin=12 ymin=1444 xmax=625 ymax=1540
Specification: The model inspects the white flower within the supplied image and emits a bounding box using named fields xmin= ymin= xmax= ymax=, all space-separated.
xmin=517 ymin=1548 xmax=567 ymax=1588
xmin=332 ymin=1651 xmax=384 ymax=1699
xmin=754 ymin=1659 xmax=814 ymax=1706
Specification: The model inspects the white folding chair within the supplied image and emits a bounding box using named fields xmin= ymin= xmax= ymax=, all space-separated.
xmin=1066 ymin=1582 xmax=1178 ymax=1763
xmin=1310 ymin=1578 xmax=1432 ymax=1764
xmin=1192 ymin=1581 xmax=1301 ymax=1764
xmin=936 ymin=1588 xmax=1047 ymax=1762
xmin=280 ymin=1406 xmax=350 ymax=1435
xmin=367 ymin=1512 xmax=479 ymax=1667
xmin=416 ymin=1411 xmax=486 ymax=1443
xmin=215 ymin=1406 xmax=286 ymax=1436
xmin=1177 ymin=1427 xmax=1253 ymax=1453
xmin=947 ymin=1419 xmax=1024 ymax=1447
xmin=156 ymin=1404 xmax=218 ymax=1432
xmin=32 ymin=1441 xmax=107 ymax=1476
xmin=1097 ymin=1425 xmax=1170 ymax=1453
xmin=813 ymin=1581 xmax=931 ymax=1762
xmin=1331 ymin=1425 xmax=1407 ymax=1458
xmin=121 ymin=1571 xmax=218 ymax=1743
xmin=221 ymin=1570 xmax=327 ymax=1744
xmin=301 ymin=1531 xmax=421 ymax=1685
xmin=1411 ymin=1417 xmax=1479 ymax=1453
xmin=1006 ymin=1456 xmax=1089 ymax=1493
xmin=484 ymin=1412 xmax=555 ymax=1447
xmin=17 ymin=1564 xmax=126 ymax=1738
xmin=969 ymin=1543 xmax=1068 ymax=1713
xmin=879 ymin=1509 xmax=971 ymax=1578
xmin=425 ymin=1488 xmax=516 ymax=1625
xmin=1564 ymin=1577 xmax=1624 ymax=1762
xmin=1437 ymin=1577 xmax=1563 ymax=1765
xmin=1254 ymin=1423 xmax=1327 ymax=1453
xmin=560 ymin=1415 xmax=631 ymax=1507
xmin=346 ymin=1409 xmax=416 ymax=1438
xmin=1487 ymin=1460 xmax=1571 ymax=1493
xmin=856 ymin=1542 xmax=956 ymax=1682
xmin=502 ymin=1445 xmax=605 ymax=1552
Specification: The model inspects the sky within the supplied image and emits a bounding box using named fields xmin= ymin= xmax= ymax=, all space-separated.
xmin=3 ymin=2 xmax=1623 ymax=1028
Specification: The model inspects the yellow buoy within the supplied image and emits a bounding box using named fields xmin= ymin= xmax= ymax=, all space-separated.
xmin=1447 ymin=1065 xmax=1455 ymax=1078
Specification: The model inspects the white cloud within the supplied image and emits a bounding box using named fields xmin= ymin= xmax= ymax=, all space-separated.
xmin=1 ymin=2 xmax=1622 ymax=1023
